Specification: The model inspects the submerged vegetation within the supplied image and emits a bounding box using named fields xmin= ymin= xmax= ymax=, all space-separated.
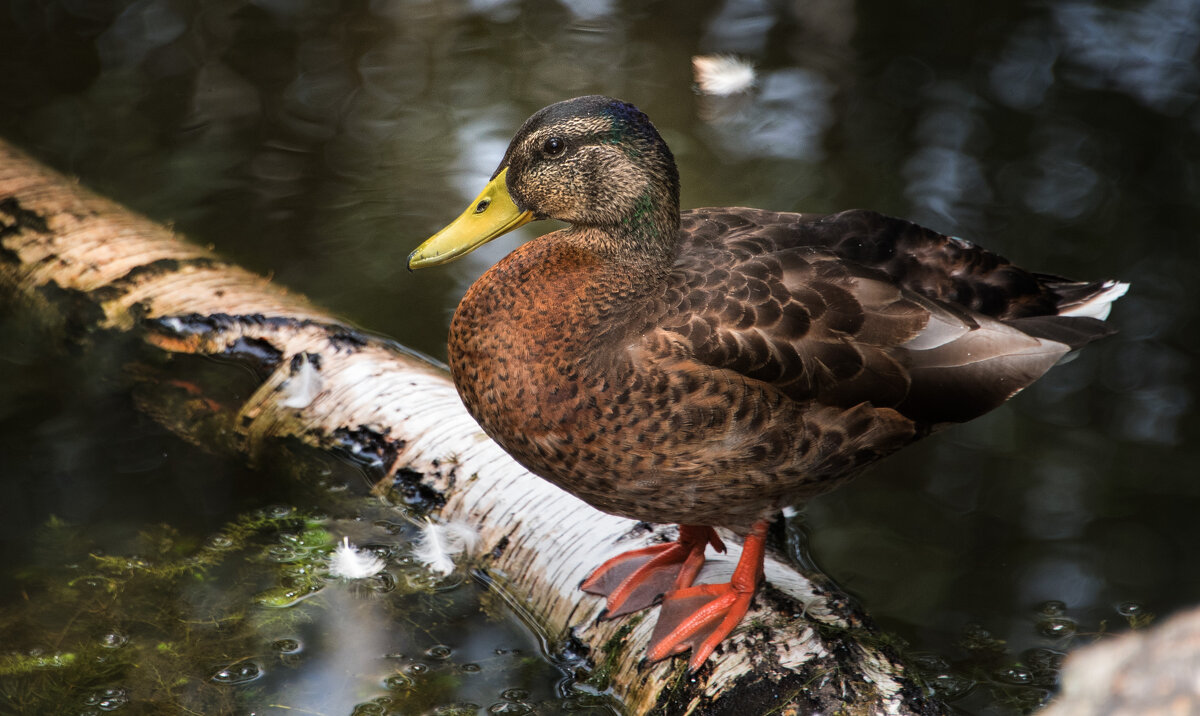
xmin=1 ymin=507 xmax=324 ymax=714
xmin=0 ymin=490 xmax=616 ymax=715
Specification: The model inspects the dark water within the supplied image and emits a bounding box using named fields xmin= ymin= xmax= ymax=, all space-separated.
xmin=2 ymin=0 xmax=1198 ymax=713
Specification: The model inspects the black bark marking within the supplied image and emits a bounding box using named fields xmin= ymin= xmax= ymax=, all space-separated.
xmin=490 ymin=534 xmax=511 ymax=559
xmin=0 ymin=197 xmax=51 ymax=263
xmin=89 ymin=257 xmax=230 ymax=302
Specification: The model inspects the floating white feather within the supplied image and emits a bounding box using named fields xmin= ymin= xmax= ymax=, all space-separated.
xmin=329 ymin=537 xmax=386 ymax=579
xmin=281 ymin=353 xmax=323 ymax=409
xmin=413 ymin=519 xmax=479 ymax=576
xmin=692 ymin=54 xmax=757 ymax=96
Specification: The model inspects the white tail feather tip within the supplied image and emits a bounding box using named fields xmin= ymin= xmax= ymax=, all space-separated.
xmin=1060 ymin=280 xmax=1130 ymax=320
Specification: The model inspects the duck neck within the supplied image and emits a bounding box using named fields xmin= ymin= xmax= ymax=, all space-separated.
xmin=572 ymin=188 xmax=681 ymax=278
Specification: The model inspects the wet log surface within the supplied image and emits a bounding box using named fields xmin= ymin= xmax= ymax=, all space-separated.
xmin=0 ymin=137 xmax=941 ymax=715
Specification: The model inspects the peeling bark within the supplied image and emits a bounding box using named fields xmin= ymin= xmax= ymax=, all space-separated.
xmin=0 ymin=138 xmax=942 ymax=715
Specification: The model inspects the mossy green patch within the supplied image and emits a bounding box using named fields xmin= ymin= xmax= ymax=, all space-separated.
xmin=586 ymin=612 xmax=644 ymax=691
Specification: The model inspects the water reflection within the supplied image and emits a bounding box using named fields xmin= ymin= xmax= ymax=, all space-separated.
xmin=262 ymin=586 xmax=391 ymax=712
xmin=698 ymin=68 xmax=835 ymax=162
xmin=1019 ymin=558 xmax=1103 ymax=611
xmin=1015 ymin=125 xmax=1103 ymax=221
xmin=989 ymin=30 xmax=1057 ymax=110
xmin=2 ymin=0 xmax=1200 ymax=713
xmin=991 ymin=0 xmax=1200 ymax=116
xmin=95 ymin=0 xmax=189 ymax=70
xmin=1022 ymin=456 xmax=1091 ymax=542
xmin=702 ymin=0 xmax=776 ymax=55
xmin=902 ymin=83 xmax=992 ymax=234
xmin=1106 ymin=338 xmax=1192 ymax=445
xmin=556 ymin=0 xmax=616 ymax=21
xmin=1054 ymin=0 xmax=1200 ymax=115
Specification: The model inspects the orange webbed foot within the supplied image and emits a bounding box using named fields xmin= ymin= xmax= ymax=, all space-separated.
xmin=645 ymin=520 xmax=768 ymax=672
xmin=581 ymin=525 xmax=724 ymax=618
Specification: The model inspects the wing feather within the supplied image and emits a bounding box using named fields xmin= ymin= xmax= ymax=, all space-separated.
xmin=644 ymin=207 xmax=1120 ymax=426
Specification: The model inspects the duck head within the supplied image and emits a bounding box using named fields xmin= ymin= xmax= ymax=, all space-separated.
xmin=408 ymin=96 xmax=680 ymax=269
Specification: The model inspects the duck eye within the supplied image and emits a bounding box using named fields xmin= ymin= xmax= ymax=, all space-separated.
xmin=542 ymin=137 xmax=565 ymax=156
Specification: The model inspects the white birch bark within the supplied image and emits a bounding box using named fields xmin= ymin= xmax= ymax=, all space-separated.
xmin=0 ymin=138 xmax=937 ymax=715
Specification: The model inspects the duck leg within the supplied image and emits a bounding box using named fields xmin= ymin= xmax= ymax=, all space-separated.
xmin=646 ymin=519 xmax=768 ymax=672
xmin=581 ymin=525 xmax=725 ymax=618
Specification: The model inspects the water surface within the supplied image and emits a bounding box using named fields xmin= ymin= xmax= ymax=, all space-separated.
xmin=2 ymin=1 xmax=1199 ymax=713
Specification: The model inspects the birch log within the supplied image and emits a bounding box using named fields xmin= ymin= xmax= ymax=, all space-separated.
xmin=0 ymin=138 xmax=941 ymax=716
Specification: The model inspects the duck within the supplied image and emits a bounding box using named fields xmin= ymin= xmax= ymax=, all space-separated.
xmin=407 ymin=95 xmax=1127 ymax=672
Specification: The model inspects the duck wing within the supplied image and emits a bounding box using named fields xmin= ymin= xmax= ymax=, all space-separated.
xmin=660 ymin=208 xmax=1123 ymax=426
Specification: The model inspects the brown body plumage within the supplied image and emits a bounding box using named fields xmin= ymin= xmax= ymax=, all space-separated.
xmin=449 ymin=203 xmax=1117 ymax=529
xmin=410 ymin=95 xmax=1127 ymax=670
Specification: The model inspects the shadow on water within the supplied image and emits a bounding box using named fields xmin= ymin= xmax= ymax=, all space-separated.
xmin=2 ymin=0 xmax=1199 ymax=713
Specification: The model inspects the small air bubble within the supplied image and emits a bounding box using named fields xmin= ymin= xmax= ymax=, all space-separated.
xmin=100 ymin=632 xmax=128 ymax=649
xmin=375 ymin=520 xmax=405 ymax=535
xmin=433 ymin=703 xmax=480 ymax=715
xmin=205 ymin=534 xmax=234 ymax=550
xmin=385 ymin=673 xmax=414 ymax=691
xmin=255 ymin=582 xmax=324 ymax=608
xmin=1023 ymin=647 xmax=1065 ymax=686
xmin=488 ymin=702 xmax=533 ymax=715
xmin=83 ymin=687 xmax=129 ymax=711
xmin=1117 ymin=601 xmax=1144 ymax=617
xmin=425 ymin=645 xmax=453 ymax=660
xmin=460 ymin=663 xmax=481 ymax=673
xmin=283 ymin=566 xmax=317 ymax=582
xmin=929 ymin=673 xmax=973 ymax=699
xmin=1037 ymin=617 xmax=1077 ymax=639
xmin=404 ymin=572 xmax=439 ymax=591
xmin=267 ymin=545 xmax=299 ymax=562
xmin=273 ymin=638 xmax=302 ymax=654
xmin=994 ymin=666 xmax=1034 ymax=685
xmin=910 ymin=652 xmax=949 ymax=671
xmin=1036 ymin=600 xmax=1067 ymax=617
xmin=358 ymin=572 xmax=396 ymax=594
xmin=211 ymin=662 xmax=262 ymax=684
xmin=501 ymin=688 xmax=530 ymax=701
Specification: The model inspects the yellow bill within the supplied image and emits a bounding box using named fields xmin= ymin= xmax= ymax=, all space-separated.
xmin=408 ymin=168 xmax=535 ymax=269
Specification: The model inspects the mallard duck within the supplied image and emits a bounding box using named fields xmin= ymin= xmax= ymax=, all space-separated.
xmin=408 ymin=96 xmax=1127 ymax=672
